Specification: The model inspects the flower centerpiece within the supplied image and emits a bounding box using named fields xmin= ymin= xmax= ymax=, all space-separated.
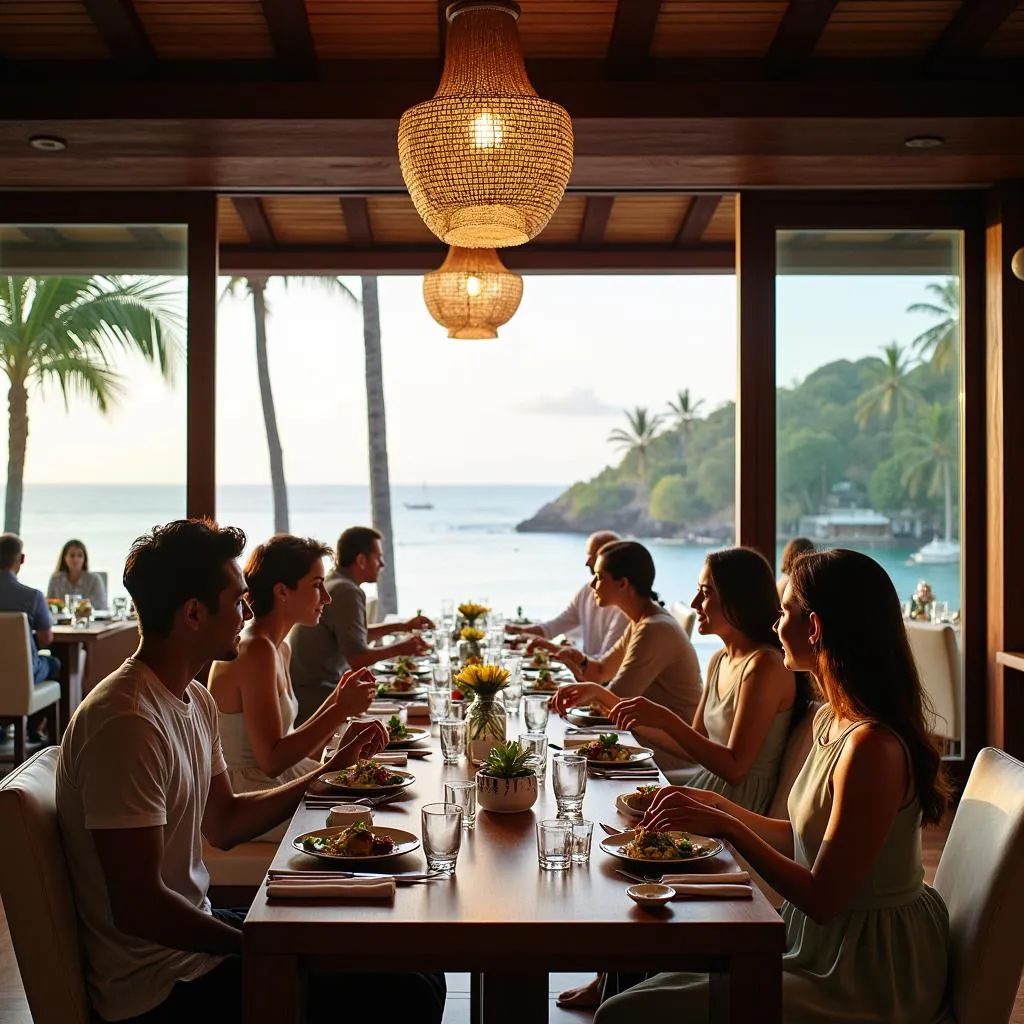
xmin=73 ymin=598 xmax=94 ymax=628
xmin=458 ymin=626 xmax=487 ymax=664
xmin=475 ymin=740 xmax=539 ymax=814
xmin=456 ymin=662 xmax=509 ymax=764
xmin=457 ymin=602 xmax=490 ymax=628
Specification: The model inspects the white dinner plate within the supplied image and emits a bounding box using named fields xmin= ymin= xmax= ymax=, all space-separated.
xmin=386 ymin=725 xmax=430 ymax=749
xmin=319 ymin=767 xmax=416 ymax=795
xmin=376 ymin=684 xmax=428 ymax=700
xmin=567 ymin=706 xmax=614 ymax=726
xmin=599 ymin=829 xmax=724 ymax=867
xmin=291 ymin=825 xmax=420 ymax=864
xmin=614 ymin=790 xmax=662 ymax=819
xmin=565 ymin=740 xmax=655 ymax=765
xmin=377 ymin=660 xmax=431 ymax=676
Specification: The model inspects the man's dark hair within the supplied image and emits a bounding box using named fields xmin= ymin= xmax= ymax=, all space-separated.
xmin=245 ymin=534 xmax=332 ymax=617
xmin=123 ymin=519 xmax=246 ymax=638
xmin=336 ymin=526 xmax=382 ymax=568
xmin=0 ymin=533 xmax=24 ymax=571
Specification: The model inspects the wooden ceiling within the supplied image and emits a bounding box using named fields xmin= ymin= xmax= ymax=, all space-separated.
xmin=0 ymin=0 xmax=1021 ymax=195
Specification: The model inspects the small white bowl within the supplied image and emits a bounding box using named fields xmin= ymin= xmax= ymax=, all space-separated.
xmin=326 ymin=804 xmax=373 ymax=829
xmin=625 ymin=883 xmax=675 ymax=909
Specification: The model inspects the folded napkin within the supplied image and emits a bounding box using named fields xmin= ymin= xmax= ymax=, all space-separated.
xmin=368 ymin=701 xmax=403 ymax=713
xmin=266 ymin=877 xmax=395 ymax=900
xmin=661 ymin=870 xmax=749 ymax=885
xmin=669 ymin=883 xmax=752 ymax=899
xmin=406 ymin=704 xmax=430 ymax=722
xmin=373 ymin=752 xmax=408 ymax=765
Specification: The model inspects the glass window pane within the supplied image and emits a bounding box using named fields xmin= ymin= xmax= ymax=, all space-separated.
xmin=776 ymin=229 xmax=963 ymax=753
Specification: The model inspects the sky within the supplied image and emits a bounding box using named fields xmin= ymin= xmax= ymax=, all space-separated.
xmin=14 ymin=270 xmax=953 ymax=487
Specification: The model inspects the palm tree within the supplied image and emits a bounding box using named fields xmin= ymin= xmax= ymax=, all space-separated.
xmin=907 ymin=279 xmax=959 ymax=372
xmin=0 ymin=275 xmax=182 ymax=534
xmin=899 ymin=402 xmax=957 ymax=543
xmin=360 ymin=276 xmax=397 ymax=617
xmin=666 ymin=388 xmax=704 ymax=465
xmin=854 ymin=342 xmax=920 ymax=429
xmin=608 ymin=407 xmax=664 ymax=486
xmin=222 ymin=275 xmax=357 ymax=535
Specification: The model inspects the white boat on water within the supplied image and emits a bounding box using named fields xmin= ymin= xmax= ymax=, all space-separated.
xmin=911 ymin=538 xmax=961 ymax=565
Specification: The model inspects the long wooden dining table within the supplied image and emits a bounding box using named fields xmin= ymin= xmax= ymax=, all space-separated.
xmin=242 ymin=714 xmax=785 ymax=1024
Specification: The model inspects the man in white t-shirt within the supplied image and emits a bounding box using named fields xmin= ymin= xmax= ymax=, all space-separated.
xmin=56 ymin=519 xmax=446 ymax=1023
xmin=506 ymin=530 xmax=628 ymax=658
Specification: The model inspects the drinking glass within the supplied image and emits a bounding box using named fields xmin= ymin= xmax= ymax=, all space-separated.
xmin=447 ymin=700 xmax=466 ymax=721
xmin=421 ymin=803 xmax=463 ymax=875
xmin=501 ymin=677 xmax=523 ymax=715
xmin=536 ymin=818 xmax=573 ymax=871
xmin=439 ymin=717 xmax=467 ymax=764
xmin=428 ymin=689 xmax=451 ymax=724
xmin=519 ymin=732 xmax=548 ymax=783
xmin=571 ymin=820 xmax=595 ymax=865
xmin=431 ymin=666 xmax=452 ymax=693
xmin=112 ymin=596 xmax=128 ymax=621
xmin=552 ymin=754 xmax=587 ymax=820
xmin=444 ymin=780 xmax=477 ymax=828
xmin=932 ymin=600 xmax=950 ymax=623
xmin=441 ymin=599 xmax=455 ymax=622
xmin=523 ymin=695 xmax=550 ymax=733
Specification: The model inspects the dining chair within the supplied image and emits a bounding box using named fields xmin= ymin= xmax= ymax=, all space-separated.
xmin=0 ymin=746 xmax=92 ymax=1023
xmin=905 ymin=621 xmax=961 ymax=751
xmin=669 ymin=602 xmax=696 ymax=639
xmin=933 ymin=746 xmax=1024 ymax=1024
xmin=0 ymin=612 xmax=61 ymax=764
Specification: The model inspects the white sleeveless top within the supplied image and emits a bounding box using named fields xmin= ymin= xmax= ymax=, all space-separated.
xmin=218 ymin=684 xmax=300 ymax=771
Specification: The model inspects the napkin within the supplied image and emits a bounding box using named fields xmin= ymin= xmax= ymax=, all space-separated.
xmin=669 ymin=883 xmax=752 ymax=899
xmin=373 ymin=752 xmax=408 ymax=766
xmin=266 ymin=877 xmax=396 ymax=900
xmin=368 ymin=701 xmax=403 ymax=714
xmin=661 ymin=870 xmax=750 ymax=885
xmin=406 ymin=704 xmax=430 ymax=722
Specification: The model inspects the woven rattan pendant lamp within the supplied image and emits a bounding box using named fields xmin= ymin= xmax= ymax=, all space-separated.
xmin=423 ymin=246 xmax=524 ymax=339
xmin=398 ymin=1 xmax=574 ymax=248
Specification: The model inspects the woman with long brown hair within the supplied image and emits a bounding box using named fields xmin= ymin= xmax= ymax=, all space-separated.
xmin=596 ymin=549 xmax=950 ymax=1024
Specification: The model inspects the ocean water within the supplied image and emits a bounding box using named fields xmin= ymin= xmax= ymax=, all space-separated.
xmin=14 ymin=483 xmax=961 ymax=672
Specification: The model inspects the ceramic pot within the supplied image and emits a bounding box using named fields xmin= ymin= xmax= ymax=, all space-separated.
xmin=475 ymin=770 xmax=539 ymax=814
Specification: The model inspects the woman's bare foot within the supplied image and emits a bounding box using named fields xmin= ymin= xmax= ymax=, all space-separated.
xmin=556 ymin=975 xmax=603 ymax=1009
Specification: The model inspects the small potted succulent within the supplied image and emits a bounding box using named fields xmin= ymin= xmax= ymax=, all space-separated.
xmin=475 ymin=740 xmax=539 ymax=814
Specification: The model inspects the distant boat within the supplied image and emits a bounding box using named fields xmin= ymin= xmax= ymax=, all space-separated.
xmin=404 ymin=484 xmax=434 ymax=511
xmin=911 ymin=538 xmax=960 ymax=564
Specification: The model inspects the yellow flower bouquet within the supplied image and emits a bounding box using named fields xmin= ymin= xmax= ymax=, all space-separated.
xmin=455 ymin=663 xmax=510 ymax=697
xmin=457 ymin=602 xmax=490 ymax=627
xmin=456 ymin=664 xmax=510 ymax=763
xmin=460 ymin=626 xmax=486 ymax=642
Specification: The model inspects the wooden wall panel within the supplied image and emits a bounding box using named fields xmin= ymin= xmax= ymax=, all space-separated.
xmin=134 ymin=0 xmax=274 ymax=59
xmin=816 ymin=0 xmax=960 ymax=57
xmin=652 ymin=1 xmax=787 ymax=57
xmin=604 ymin=195 xmax=691 ymax=243
xmin=982 ymin=2 xmax=1024 ymax=54
xmin=308 ymin=1 xmax=439 ymax=58
xmin=533 ymin=195 xmax=586 ymax=243
xmin=365 ymin=195 xmax=436 ymax=243
xmin=703 ymin=194 xmax=737 ymax=243
xmin=261 ymin=196 xmax=347 ymax=244
xmin=0 ymin=1 xmax=107 ymax=57
xmin=517 ymin=1 xmax=616 ymax=57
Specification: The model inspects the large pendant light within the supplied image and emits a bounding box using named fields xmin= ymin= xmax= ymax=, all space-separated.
xmin=423 ymin=246 xmax=524 ymax=339
xmin=398 ymin=1 xmax=574 ymax=248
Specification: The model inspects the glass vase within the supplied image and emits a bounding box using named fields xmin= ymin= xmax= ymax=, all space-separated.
xmin=467 ymin=694 xmax=507 ymax=766
xmin=458 ymin=637 xmax=482 ymax=665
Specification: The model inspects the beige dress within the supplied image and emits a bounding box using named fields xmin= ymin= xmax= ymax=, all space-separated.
xmin=596 ymin=707 xmax=950 ymax=1024
xmin=686 ymin=650 xmax=792 ymax=813
xmin=219 ymin=685 xmax=319 ymax=842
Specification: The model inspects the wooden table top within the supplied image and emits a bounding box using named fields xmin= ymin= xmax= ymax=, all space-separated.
xmin=244 ymin=715 xmax=785 ymax=970
xmin=51 ymin=620 xmax=139 ymax=640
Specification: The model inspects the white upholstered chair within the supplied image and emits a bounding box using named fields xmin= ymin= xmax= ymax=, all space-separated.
xmin=0 ymin=612 xmax=61 ymax=764
xmin=0 ymin=746 xmax=92 ymax=1023
xmin=669 ymin=601 xmax=696 ymax=638
xmin=905 ymin=621 xmax=961 ymax=747
xmin=933 ymin=747 xmax=1024 ymax=1024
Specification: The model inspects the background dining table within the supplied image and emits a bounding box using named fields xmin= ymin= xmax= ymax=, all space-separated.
xmin=49 ymin=620 xmax=139 ymax=727
xmin=242 ymin=714 xmax=785 ymax=1024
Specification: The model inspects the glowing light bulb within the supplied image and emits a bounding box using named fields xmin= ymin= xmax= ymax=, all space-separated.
xmin=465 ymin=275 xmax=482 ymax=297
xmin=470 ymin=111 xmax=503 ymax=150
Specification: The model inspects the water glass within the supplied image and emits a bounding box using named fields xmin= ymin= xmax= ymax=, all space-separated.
xmin=447 ymin=701 xmax=466 ymax=721
xmin=444 ymin=780 xmax=477 ymax=828
xmin=431 ymin=666 xmax=452 ymax=693
xmin=439 ymin=717 xmax=467 ymax=764
xmin=552 ymin=754 xmax=587 ymax=820
xmin=112 ymin=596 xmax=128 ymax=621
xmin=441 ymin=599 xmax=455 ymax=621
xmin=571 ymin=820 xmax=595 ymax=865
xmin=523 ymin=695 xmax=550 ymax=733
xmin=536 ymin=818 xmax=573 ymax=871
xmin=932 ymin=600 xmax=950 ymax=623
xmin=501 ymin=677 xmax=523 ymax=715
xmin=428 ymin=689 xmax=451 ymax=724
xmin=421 ymin=803 xmax=463 ymax=875
xmin=519 ymin=732 xmax=548 ymax=783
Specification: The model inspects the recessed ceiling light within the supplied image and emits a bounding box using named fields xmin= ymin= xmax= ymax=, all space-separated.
xmin=904 ymin=135 xmax=946 ymax=150
xmin=29 ymin=135 xmax=67 ymax=152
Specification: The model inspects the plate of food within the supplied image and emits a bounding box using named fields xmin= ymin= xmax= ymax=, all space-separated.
xmin=292 ymin=822 xmax=420 ymax=864
xmin=319 ymin=759 xmax=416 ymax=795
xmin=377 ymin=657 xmax=430 ymax=676
xmin=523 ymin=667 xmax=561 ymax=693
xmin=376 ymin=679 xmax=428 ymax=699
xmin=385 ymin=716 xmax=430 ymax=749
xmin=600 ymin=826 xmax=724 ymax=866
xmin=567 ymin=733 xmax=655 ymax=764
xmin=567 ymin=705 xmax=614 ymax=726
xmin=615 ymin=784 xmax=663 ymax=818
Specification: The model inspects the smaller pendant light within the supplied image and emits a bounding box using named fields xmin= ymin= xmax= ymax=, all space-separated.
xmin=423 ymin=246 xmax=524 ymax=339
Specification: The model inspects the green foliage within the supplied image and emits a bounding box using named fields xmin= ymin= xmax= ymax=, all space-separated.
xmin=649 ymin=474 xmax=707 ymax=524
xmin=868 ymin=456 xmax=908 ymax=513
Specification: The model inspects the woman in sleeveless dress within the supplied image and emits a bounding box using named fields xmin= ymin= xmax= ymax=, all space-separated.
xmin=208 ymin=535 xmax=378 ymax=841
xmin=596 ymin=548 xmax=950 ymax=1024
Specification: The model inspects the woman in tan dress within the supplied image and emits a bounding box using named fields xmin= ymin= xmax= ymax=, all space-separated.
xmin=596 ymin=548 xmax=950 ymax=1024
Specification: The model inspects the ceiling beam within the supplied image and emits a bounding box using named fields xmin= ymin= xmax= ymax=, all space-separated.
xmin=675 ymin=195 xmax=721 ymax=246
xmin=579 ymin=197 xmax=615 ymax=246
xmin=607 ymin=0 xmax=663 ymax=78
xmin=927 ymin=0 xmax=1020 ymax=72
xmin=340 ymin=197 xmax=374 ymax=246
xmin=232 ymin=197 xmax=276 ymax=247
xmin=80 ymin=0 xmax=157 ymax=75
xmin=764 ymin=0 xmax=839 ymax=78
xmin=259 ymin=0 xmax=318 ymax=79
xmin=128 ymin=225 xmax=168 ymax=248
xmin=21 ymin=227 xmax=65 ymax=247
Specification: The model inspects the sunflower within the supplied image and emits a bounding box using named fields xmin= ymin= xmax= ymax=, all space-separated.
xmin=455 ymin=663 xmax=510 ymax=697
